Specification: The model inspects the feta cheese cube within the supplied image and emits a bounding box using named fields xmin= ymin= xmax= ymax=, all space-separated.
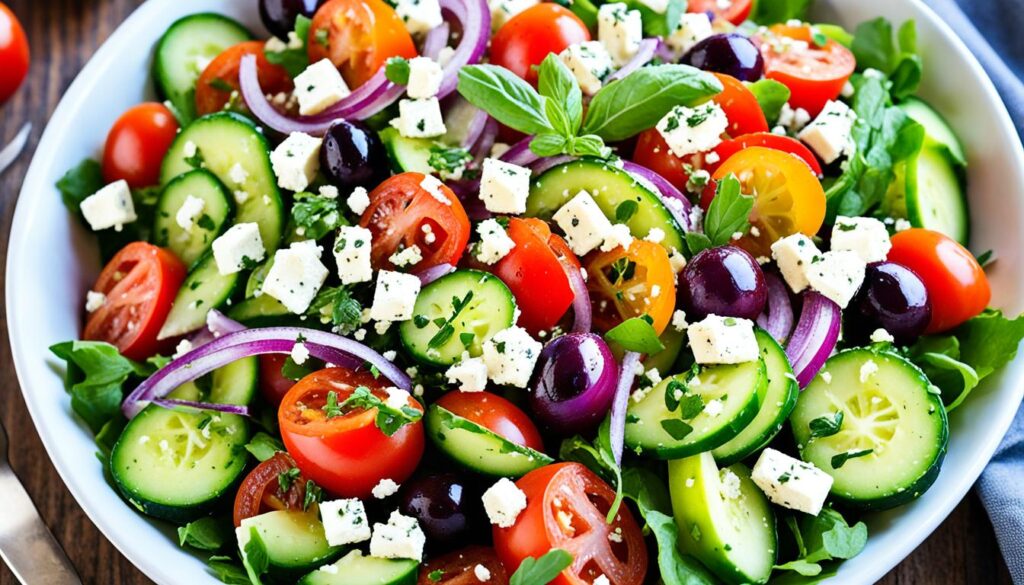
xmin=262 ymin=241 xmax=330 ymax=314
xmin=666 ymin=13 xmax=713 ymax=58
xmin=372 ymin=478 xmax=401 ymax=499
xmin=770 ymin=233 xmax=821 ymax=293
xmin=369 ymin=511 xmax=426 ymax=561
xmin=174 ymin=194 xmax=206 ymax=232
xmin=687 ymin=315 xmax=759 ymax=365
xmin=636 ymin=0 xmax=667 ymax=13
xmin=751 ymin=448 xmax=834 ymax=516
xmin=482 ymin=478 xmax=528 ymax=528
xmin=446 ymin=353 xmax=489 ymax=392
xmin=370 ymin=270 xmax=421 ymax=322
xmin=482 ymin=326 xmax=542 ymax=388
xmin=392 ymin=97 xmax=447 ymax=138
xmin=805 ymin=250 xmax=866 ymax=309
xmin=406 ymin=56 xmax=443 ymax=99
xmin=598 ymin=3 xmax=642 ymax=66
xmin=656 ymin=102 xmax=728 ymax=158
xmin=475 ymin=564 xmax=493 ymax=582
xmin=347 ymin=186 xmax=370 ymax=215
xmin=271 ymin=132 xmax=321 ymax=192
xmin=672 ymin=310 xmax=688 ymax=332
xmin=212 ymin=223 xmax=266 ymax=275
xmin=319 ymin=499 xmax=371 ymax=546
xmin=85 ymin=290 xmax=106 ymax=313
xmin=798 ymin=100 xmax=857 ymax=164
xmin=80 ymin=180 xmax=137 ymax=232
xmin=559 ymin=42 xmax=613 ymax=96
xmin=293 ymin=59 xmax=351 ymax=116
xmin=319 ymin=185 xmax=339 ymax=199
xmin=480 ymin=158 xmax=531 ymax=214
xmin=488 ymin=0 xmax=538 ymax=31
xmin=389 ymin=245 xmax=423 ymax=268
xmin=333 ymin=225 xmax=373 ymax=284
xmin=600 ymin=223 xmax=634 ymax=252
xmin=553 ymin=190 xmax=614 ymax=255
xmin=870 ymin=328 xmax=895 ymax=343
xmin=830 ymin=216 xmax=891 ymax=263
xmin=395 ymin=0 xmax=443 ymax=36
xmin=475 ymin=218 xmax=516 ymax=265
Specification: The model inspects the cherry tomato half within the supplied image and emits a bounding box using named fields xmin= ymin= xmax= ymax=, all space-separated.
xmin=279 ymin=367 xmax=425 ymax=498
xmin=757 ymin=25 xmax=855 ymax=117
xmin=259 ymin=354 xmax=297 ymax=407
xmin=888 ymin=228 xmax=990 ymax=333
xmin=102 ymin=103 xmax=180 ymax=188
xmin=434 ymin=391 xmax=545 ymax=453
xmin=360 ymin=172 xmax=471 ymax=272
xmin=493 ymin=218 xmax=581 ymax=335
xmin=83 ymin=242 xmax=186 ymax=360
xmin=0 ymin=3 xmax=29 ymax=103
xmin=232 ymin=452 xmax=307 ymax=527
xmin=586 ymin=240 xmax=677 ymax=335
xmin=711 ymin=72 xmax=769 ymax=138
xmin=195 ymin=41 xmax=293 ymax=117
xmin=417 ymin=546 xmax=510 ymax=585
xmin=707 ymin=132 xmax=823 ymax=177
xmin=490 ymin=4 xmax=590 ymax=84
xmin=493 ymin=462 xmax=648 ymax=585
xmin=632 ymin=128 xmax=703 ymax=193
xmin=687 ymin=0 xmax=752 ymax=25
xmin=309 ymin=0 xmax=417 ymax=88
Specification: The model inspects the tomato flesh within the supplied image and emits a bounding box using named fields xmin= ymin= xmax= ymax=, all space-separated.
xmin=586 ymin=240 xmax=677 ymax=335
xmin=434 ymin=391 xmax=545 ymax=453
xmin=233 ymin=452 xmax=307 ymax=527
xmin=309 ymin=0 xmax=418 ymax=88
xmin=417 ymin=547 xmax=509 ymax=585
xmin=102 ymin=103 xmax=181 ymax=188
xmin=195 ymin=41 xmax=293 ymax=117
xmin=708 ymin=132 xmax=823 ymax=177
xmin=758 ymin=25 xmax=856 ymax=117
xmin=490 ymin=4 xmax=590 ymax=84
xmin=712 ymin=72 xmax=769 ymax=138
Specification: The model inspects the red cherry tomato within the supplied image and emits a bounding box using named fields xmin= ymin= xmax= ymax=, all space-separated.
xmin=83 ymin=242 xmax=186 ymax=360
xmin=417 ymin=546 xmax=510 ymax=585
xmin=102 ymin=103 xmax=180 ymax=188
xmin=309 ymin=0 xmax=418 ymax=88
xmin=279 ymin=367 xmax=425 ymax=498
xmin=493 ymin=463 xmax=648 ymax=585
xmin=707 ymin=132 xmax=823 ymax=176
xmin=194 ymin=41 xmax=293 ymax=117
xmin=687 ymin=0 xmax=752 ymax=25
xmin=0 ymin=3 xmax=29 ymax=103
xmin=232 ymin=452 xmax=307 ymax=527
xmin=632 ymin=128 xmax=703 ymax=192
xmin=492 ymin=218 xmax=580 ymax=335
xmin=360 ymin=172 xmax=471 ymax=273
xmin=888 ymin=228 xmax=991 ymax=333
xmin=711 ymin=72 xmax=769 ymax=137
xmin=434 ymin=391 xmax=545 ymax=452
xmin=259 ymin=354 xmax=297 ymax=407
xmin=490 ymin=4 xmax=590 ymax=84
xmin=757 ymin=25 xmax=855 ymax=117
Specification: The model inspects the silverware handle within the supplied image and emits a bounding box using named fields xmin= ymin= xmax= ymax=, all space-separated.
xmin=0 ymin=466 xmax=82 ymax=585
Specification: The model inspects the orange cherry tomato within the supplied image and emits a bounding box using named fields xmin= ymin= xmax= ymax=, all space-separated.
xmin=417 ymin=546 xmax=510 ymax=585
xmin=308 ymin=0 xmax=418 ymax=88
xmin=102 ymin=103 xmax=180 ymax=188
xmin=434 ymin=391 xmax=545 ymax=453
xmin=706 ymin=147 xmax=826 ymax=257
xmin=493 ymin=463 xmax=648 ymax=585
xmin=586 ymin=240 xmax=677 ymax=335
xmin=279 ymin=367 xmax=425 ymax=499
xmin=194 ymin=41 xmax=293 ymax=117
xmin=0 ymin=3 xmax=29 ymax=103
xmin=707 ymin=132 xmax=823 ymax=177
xmin=757 ymin=25 xmax=855 ymax=117
xmin=888 ymin=228 xmax=991 ymax=333
xmin=360 ymin=172 xmax=471 ymax=273
xmin=687 ymin=0 xmax=753 ymax=25
xmin=232 ymin=452 xmax=308 ymax=527
xmin=490 ymin=4 xmax=590 ymax=84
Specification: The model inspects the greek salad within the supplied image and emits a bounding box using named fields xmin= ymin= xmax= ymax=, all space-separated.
xmin=51 ymin=0 xmax=1024 ymax=583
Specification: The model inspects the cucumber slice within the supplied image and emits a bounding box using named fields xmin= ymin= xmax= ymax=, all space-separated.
xmin=110 ymin=405 xmax=249 ymax=523
xmin=527 ymin=159 xmax=686 ymax=255
xmin=669 ymin=453 xmax=776 ymax=585
xmin=238 ymin=509 xmax=344 ymax=575
xmin=154 ymin=169 xmax=234 ymax=267
xmin=380 ymin=127 xmax=434 ymax=174
xmin=153 ymin=14 xmax=252 ymax=123
xmin=299 ymin=550 xmax=418 ymax=585
xmin=712 ymin=330 xmax=799 ymax=465
xmin=643 ymin=326 xmax=687 ymax=377
xmin=906 ymin=146 xmax=969 ymax=244
xmin=625 ymin=360 xmax=765 ymax=459
xmin=425 ymin=405 xmax=553 ymax=477
xmin=161 ymin=112 xmax=285 ymax=252
xmin=159 ymin=253 xmax=238 ymax=339
xmin=790 ymin=348 xmax=949 ymax=510
xmin=399 ymin=270 xmax=516 ymax=367
xmin=175 ymin=356 xmax=259 ymax=407
xmin=228 ymin=294 xmax=294 ymax=326
xmin=899 ymin=97 xmax=967 ymax=167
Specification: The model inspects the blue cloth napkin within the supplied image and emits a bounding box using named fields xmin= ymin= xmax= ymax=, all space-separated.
xmin=927 ymin=0 xmax=1024 ymax=581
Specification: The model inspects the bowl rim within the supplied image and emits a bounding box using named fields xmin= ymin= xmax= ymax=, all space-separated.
xmin=6 ymin=0 xmax=1024 ymax=583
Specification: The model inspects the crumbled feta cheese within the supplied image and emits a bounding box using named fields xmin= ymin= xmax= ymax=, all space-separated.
xmin=841 ymin=80 xmax=855 ymax=98
xmin=771 ymin=233 xmax=820 ymax=293
xmin=656 ymin=102 xmax=728 ymax=158
xmin=173 ymin=339 xmax=193 ymax=359
xmin=668 ymin=247 xmax=687 ymax=273
xmin=559 ymin=41 xmax=613 ymax=96
xmin=475 ymin=219 xmax=516 ymax=265
xmin=228 ymin=163 xmax=249 ymax=186
xmin=860 ymin=359 xmax=879 ymax=382
xmin=672 ymin=310 xmax=689 ymax=332
xmin=271 ymin=132 xmax=321 ymax=192
xmin=389 ymin=245 xmax=423 ymax=268
xmin=370 ymin=270 xmax=422 ymax=322
xmin=636 ymin=0 xmax=666 ymax=12
xmin=182 ymin=141 xmax=197 ymax=159
xmin=480 ymin=158 xmax=531 ymax=214
xmin=446 ymin=353 xmax=489 ymax=392
xmin=805 ymin=250 xmax=866 ymax=309
xmin=490 ymin=142 xmax=511 ymax=158
xmin=488 ymin=0 xmax=538 ymax=30
xmin=85 ymin=290 xmax=106 ymax=313
xmin=482 ymin=326 xmax=542 ymax=388
xmin=593 ymin=576 xmax=611 ymax=585
xmin=334 ymin=225 xmax=373 ymax=284
xmin=370 ymin=511 xmax=426 ymax=560
xmin=687 ymin=315 xmax=759 ymax=365
xmin=553 ymin=190 xmax=614 ymax=255
xmin=474 ymin=564 xmax=492 ymax=582
xmin=482 ymin=478 xmax=528 ymax=528
xmin=645 ymin=227 xmax=666 ymax=244
xmin=798 ymin=100 xmax=857 ymax=164
xmin=291 ymin=341 xmax=310 ymax=365
xmin=262 ymin=241 xmax=330 ymax=314
xmin=831 ymin=216 xmax=891 ymax=263
xmin=395 ymin=0 xmax=443 ymax=35
xmin=870 ymin=328 xmax=895 ymax=343
xmin=704 ymin=399 xmax=724 ymax=417
xmin=420 ymin=174 xmax=451 ymax=205
xmin=319 ymin=499 xmax=371 ymax=546
xmin=318 ymin=185 xmax=339 ymax=199
xmin=392 ymin=98 xmax=447 ymax=138
xmin=704 ymin=151 xmax=721 ymax=165
xmin=894 ymin=218 xmax=912 ymax=232
xmin=406 ymin=56 xmax=444 ymax=99
xmin=719 ymin=469 xmax=742 ymax=499
xmin=666 ymin=13 xmax=713 ymax=58
xmin=598 ymin=3 xmax=642 ymax=67
xmin=347 ymin=186 xmax=370 ymax=215
xmin=212 ymin=222 xmax=266 ymax=275
xmin=174 ymin=194 xmax=206 ymax=232
xmin=863 ymin=68 xmax=886 ymax=80
xmin=372 ymin=478 xmax=401 ymax=499
xmin=293 ymin=59 xmax=351 ymax=115
xmin=80 ymin=180 xmax=137 ymax=232
xmin=600 ymin=224 xmax=634 ymax=252
xmin=777 ymin=103 xmax=812 ymax=133
xmin=751 ymin=448 xmax=834 ymax=516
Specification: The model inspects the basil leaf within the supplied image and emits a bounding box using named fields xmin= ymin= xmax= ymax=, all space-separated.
xmin=385 ymin=57 xmax=411 ymax=85
xmin=545 ymin=98 xmax=573 ymax=138
xmin=569 ymin=134 xmax=610 ymax=158
xmin=685 ymin=232 xmax=712 ymax=256
xmin=664 ymin=0 xmax=688 ymax=37
xmin=646 ymin=510 xmax=718 ymax=585
xmin=702 ymin=174 xmax=753 ymax=246
xmin=538 ymin=54 xmax=583 ymax=133
xmin=746 ymin=79 xmax=791 ymax=123
xmin=605 ymin=317 xmax=666 ymax=354
xmin=207 ymin=556 xmax=251 ymax=585
xmin=56 ymin=159 xmax=104 ymax=212
xmin=581 ymin=65 xmax=722 ymax=142
xmin=509 ymin=549 xmax=574 ymax=585
xmin=178 ymin=517 xmax=231 ymax=551
xmin=245 ymin=432 xmax=285 ymax=462
xmin=458 ymin=65 xmax=553 ymax=135
xmin=530 ymin=133 xmax=568 ymax=157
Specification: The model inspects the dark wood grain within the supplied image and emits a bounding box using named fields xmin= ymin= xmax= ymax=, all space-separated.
xmin=0 ymin=1 xmax=1014 ymax=584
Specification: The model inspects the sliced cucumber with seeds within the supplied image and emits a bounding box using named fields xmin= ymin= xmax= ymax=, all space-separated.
xmin=712 ymin=330 xmax=799 ymax=465
xmin=399 ymin=270 xmax=516 ymax=367
xmin=238 ymin=509 xmax=344 ymax=577
xmin=426 ymin=405 xmax=553 ymax=477
xmin=174 ymin=357 xmax=259 ymax=407
xmin=625 ymin=360 xmax=765 ymax=459
xmin=790 ymin=348 xmax=949 ymax=510
xmin=154 ymin=169 xmax=233 ymax=267
xmin=158 ymin=253 xmax=239 ymax=339
xmin=299 ymin=550 xmax=418 ymax=585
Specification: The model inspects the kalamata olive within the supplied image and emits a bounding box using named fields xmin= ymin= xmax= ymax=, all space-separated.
xmin=528 ymin=333 xmax=618 ymax=435
xmin=320 ymin=119 xmax=390 ymax=190
xmin=848 ymin=261 xmax=932 ymax=344
xmin=399 ymin=473 xmax=479 ymax=548
xmin=680 ymin=245 xmax=767 ymax=321
xmin=260 ymin=0 xmax=322 ymax=40
xmin=681 ymin=33 xmax=764 ymax=82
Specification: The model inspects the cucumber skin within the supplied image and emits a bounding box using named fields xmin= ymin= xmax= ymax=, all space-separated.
xmin=425 ymin=405 xmax=553 ymax=477
xmin=154 ymin=169 xmax=234 ymax=268
xmin=297 ymin=553 xmax=419 ymax=585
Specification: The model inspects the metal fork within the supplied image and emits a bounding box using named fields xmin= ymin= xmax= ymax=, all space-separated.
xmin=0 ymin=419 xmax=82 ymax=584
xmin=0 ymin=123 xmax=31 ymax=177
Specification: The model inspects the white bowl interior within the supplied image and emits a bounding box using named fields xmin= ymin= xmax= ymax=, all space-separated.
xmin=6 ymin=1 xmax=1024 ymax=584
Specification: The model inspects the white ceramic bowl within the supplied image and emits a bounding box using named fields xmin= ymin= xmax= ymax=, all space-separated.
xmin=7 ymin=0 xmax=1024 ymax=583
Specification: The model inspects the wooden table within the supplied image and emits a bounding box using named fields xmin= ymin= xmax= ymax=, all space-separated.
xmin=0 ymin=1 xmax=1015 ymax=583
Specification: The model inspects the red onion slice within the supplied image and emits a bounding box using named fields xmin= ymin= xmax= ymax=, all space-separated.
xmin=436 ymin=0 xmax=490 ymax=99
xmin=785 ymin=292 xmax=842 ymax=388
xmin=610 ymin=351 xmax=642 ymax=466
xmin=471 ymin=118 xmax=499 ymax=164
xmin=561 ymin=259 xmax=592 ymax=334
xmin=757 ymin=273 xmax=795 ymax=344
xmin=207 ymin=310 xmax=246 ymax=337
xmin=461 ymin=106 xmax=491 ymax=149
xmin=620 ymin=160 xmax=694 ymax=231
xmin=499 ymin=137 xmax=540 ymax=167
xmin=417 ymin=263 xmax=456 ymax=286
xmin=530 ymin=155 xmax=576 ymax=176
xmin=421 ymin=22 xmax=450 ymax=60
xmin=151 ymin=398 xmax=250 ymax=417
xmin=606 ymin=38 xmax=660 ymax=83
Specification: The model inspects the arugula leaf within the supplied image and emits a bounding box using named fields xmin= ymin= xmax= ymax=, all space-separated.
xmin=748 ymin=0 xmax=812 ymax=25
xmin=49 ymin=340 xmax=151 ymax=434
xmin=605 ymin=317 xmax=666 ymax=354
xmin=264 ymin=15 xmax=312 ymax=78
xmin=701 ymin=174 xmax=753 ymax=247
xmin=178 ymin=517 xmax=231 ymax=551
xmin=56 ymin=159 xmax=104 ymax=211
xmin=244 ymin=432 xmax=285 ymax=462
xmin=458 ymin=65 xmax=553 ymax=135
xmin=291 ymin=191 xmax=345 ymax=240
xmin=808 ymin=411 xmax=844 ymax=438
xmin=646 ymin=511 xmax=718 ymax=585
xmin=207 ymin=556 xmax=251 ymax=585
xmin=509 ymin=549 xmax=573 ymax=585
xmin=850 ymin=18 xmax=922 ymax=100
xmin=774 ymin=508 xmax=868 ymax=576
xmin=241 ymin=527 xmax=269 ymax=584
xmin=385 ymin=57 xmax=411 ymax=85
xmin=746 ymin=79 xmax=791 ymax=123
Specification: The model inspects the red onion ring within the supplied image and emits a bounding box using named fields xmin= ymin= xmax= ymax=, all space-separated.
xmin=785 ymin=292 xmax=842 ymax=388
xmin=561 ymin=259 xmax=592 ymax=334
xmin=757 ymin=273 xmax=795 ymax=344
xmin=499 ymin=137 xmax=540 ymax=167
xmin=151 ymin=398 xmax=250 ymax=417
xmin=619 ymin=160 xmax=694 ymax=231
xmin=461 ymin=106 xmax=491 ymax=149
xmin=610 ymin=351 xmax=642 ymax=466
xmin=417 ymin=263 xmax=456 ymax=286
xmin=436 ymin=0 xmax=490 ymax=99
xmin=530 ymin=155 xmax=575 ymax=176
xmin=471 ymin=117 xmax=499 ymax=164
xmin=207 ymin=310 xmax=246 ymax=337
xmin=421 ymin=22 xmax=450 ymax=60
xmin=606 ymin=38 xmax=660 ymax=83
